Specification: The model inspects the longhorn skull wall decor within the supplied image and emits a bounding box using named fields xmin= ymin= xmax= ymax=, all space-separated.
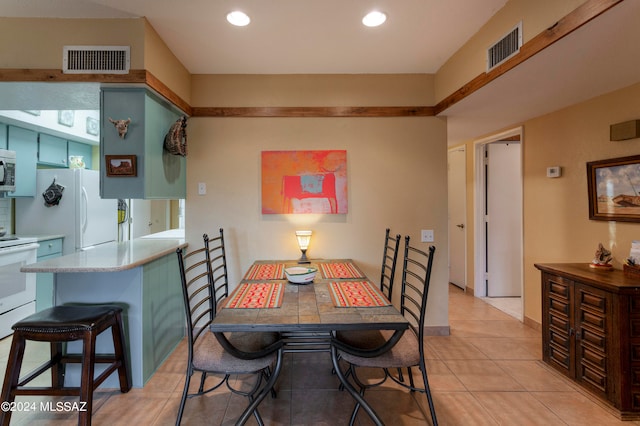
xmin=108 ymin=117 xmax=132 ymax=139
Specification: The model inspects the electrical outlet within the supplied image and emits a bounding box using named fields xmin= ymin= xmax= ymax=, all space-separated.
xmin=198 ymin=182 xmax=206 ymax=195
xmin=421 ymin=229 xmax=434 ymax=242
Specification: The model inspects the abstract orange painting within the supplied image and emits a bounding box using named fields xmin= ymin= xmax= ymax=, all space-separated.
xmin=261 ymin=150 xmax=348 ymax=214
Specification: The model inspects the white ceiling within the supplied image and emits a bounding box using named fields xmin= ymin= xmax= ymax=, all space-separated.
xmin=1 ymin=0 xmax=640 ymax=146
xmin=0 ymin=0 xmax=508 ymax=74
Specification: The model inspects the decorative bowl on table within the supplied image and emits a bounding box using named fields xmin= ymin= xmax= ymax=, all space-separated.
xmin=285 ymin=266 xmax=318 ymax=284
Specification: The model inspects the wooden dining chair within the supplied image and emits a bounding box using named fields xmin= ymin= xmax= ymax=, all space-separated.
xmin=332 ymin=237 xmax=438 ymax=426
xmin=175 ymin=245 xmax=283 ymax=426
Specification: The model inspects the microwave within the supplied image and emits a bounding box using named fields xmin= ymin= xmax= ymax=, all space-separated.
xmin=0 ymin=149 xmax=16 ymax=192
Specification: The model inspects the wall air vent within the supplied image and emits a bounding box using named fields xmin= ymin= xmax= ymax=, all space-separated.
xmin=62 ymin=46 xmax=130 ymax=74
xmin=487 ymin=22 xmax=522 ymax=71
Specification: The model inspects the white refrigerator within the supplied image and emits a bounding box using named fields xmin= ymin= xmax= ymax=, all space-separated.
xmin=16 ymin=169 xmax=117 ymax=255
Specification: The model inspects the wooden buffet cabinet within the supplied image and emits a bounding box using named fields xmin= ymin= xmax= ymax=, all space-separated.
xmin=536 ymin=263 xmax=640 ymax=420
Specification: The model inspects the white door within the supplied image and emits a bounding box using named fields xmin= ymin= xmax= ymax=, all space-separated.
xmin=486 ymin=142 xmax=522 ymax=297
xmin=448 ymin=147 xmax=466 ymax=289
xmin=150 ymin=200 xmax=170 ymax=234
xmin=130 ymin=199 xmax=152 ymax=238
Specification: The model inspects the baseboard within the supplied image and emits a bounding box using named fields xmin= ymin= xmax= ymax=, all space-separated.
xmin=523 ymin=315 xmax=541 ymax=331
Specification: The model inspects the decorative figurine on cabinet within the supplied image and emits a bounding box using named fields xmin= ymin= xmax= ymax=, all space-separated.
xmin=108 ymin=117 xmax=132 ymax=139
xmin=590 ymin=243 xmax=613 ymax=270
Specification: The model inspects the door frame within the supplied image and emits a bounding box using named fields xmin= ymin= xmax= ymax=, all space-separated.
xmin=448 ymin=145 xmax=467 ymax=289
xmin=473 ymin=126 xmax=524 ymax=299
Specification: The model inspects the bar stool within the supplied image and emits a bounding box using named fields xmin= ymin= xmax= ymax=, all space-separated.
xmin=0 ymin=304 xmax=132 ymax=426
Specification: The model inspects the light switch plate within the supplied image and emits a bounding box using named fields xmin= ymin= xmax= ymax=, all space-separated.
xmin=421 ymin=229 xmax=434 ymax=242
xmin=198 ymin=182 xmax=206 ymax=195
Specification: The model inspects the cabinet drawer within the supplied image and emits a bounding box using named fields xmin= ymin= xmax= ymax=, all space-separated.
xmin=632 ymin=366 xmax=640 ymax=386
xmin=550 ymin=328 xmax=570 ymax=350
xmin=580 ymin=362 xmax=607 ymax=392
xmin=548 ymin=278 xmax=570 ymax=300
xmin=549 ymin=345 xmax=571 ymax=371
xmin=631 ymin=319 xmax=640 ymax=338
xmin=549 ymin=298 xmax=570 ymax=316
xmin=580 ymin=310 xmax=606 ymax=333
xmin=632 ymin=343 xmax=640 ymax=362
xmin=37 ymin=238 xmax=63 ymax=258
xmin=577 ymin=287 xmax=607 ymax=314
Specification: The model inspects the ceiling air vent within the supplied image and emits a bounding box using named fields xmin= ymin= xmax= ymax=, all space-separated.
xmin=487 ymin=22 xmax=522 ymax=71
xmin=63 ymin=46 xmax=130 ymax=74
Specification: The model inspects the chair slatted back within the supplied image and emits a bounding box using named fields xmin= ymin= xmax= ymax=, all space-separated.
xmin=380 ymin=228 xmax=401 ymax=301
xmin=176 ymin=246 xmax=215 ymax=356
xmin=204 ymin=229 xmax=229 ymax=315
xmin=400 ymin=236 xmax=436 ymax=344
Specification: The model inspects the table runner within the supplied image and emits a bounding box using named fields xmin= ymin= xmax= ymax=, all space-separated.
xmin=319 ymin=262 xmax=365 ymax=279
xmin=243 ymin=263 xmax=286 ymax=280
xmin=329 ymin=281 xmax=391 ymax=308
xmin=225 ymin=282 xmax=284 ymax=309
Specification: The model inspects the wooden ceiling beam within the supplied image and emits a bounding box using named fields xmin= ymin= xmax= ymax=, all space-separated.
xmin=0 ymin=0 xmax=624 ymax=119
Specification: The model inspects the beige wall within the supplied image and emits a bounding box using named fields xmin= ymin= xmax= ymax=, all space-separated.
xmin=0 ymin=17 xmax=190 ymax=104
xmin=143 ymin=20 xmax=191 ymax=104
xmin=457 ymin=81 xmax=640 ymax=325
xmin=0 ymin=18 xmax=146 ymax=69
xmin=435 ymin=0 xmax=586 ymax=103
xmin=522 ymin=81 xmax=640 ymax=322
xmin=186 ymin=74 xmax=450 ymax=329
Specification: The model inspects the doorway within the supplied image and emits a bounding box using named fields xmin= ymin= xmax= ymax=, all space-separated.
xmin=448 ymin=146 xmax=466 ymax=289
xmin=474 ymin=128 xmax=523 ymax=320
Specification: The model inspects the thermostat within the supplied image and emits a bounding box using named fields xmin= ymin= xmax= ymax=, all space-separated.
xmin=546 ymin=166 xmax=561 ymax=178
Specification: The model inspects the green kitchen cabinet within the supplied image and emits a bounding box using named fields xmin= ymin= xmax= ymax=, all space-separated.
xmin=7 ymin=126 xmax=37 ymax=197
xmin=35 ymin=237 xmax=64 ymax=311
xmin=0 ymin=124 xmax=7 ymax=149
xmin=38 ymin=133 xmax=68 ymax=167
xmin=100 ymin=88 xmax=186 ymax=199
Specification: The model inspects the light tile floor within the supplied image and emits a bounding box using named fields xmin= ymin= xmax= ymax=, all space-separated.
xmin=0 ymin=285 xmax=637 ymax=425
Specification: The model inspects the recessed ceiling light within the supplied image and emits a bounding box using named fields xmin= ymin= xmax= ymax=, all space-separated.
xmin=227 ymin=11 xmax=250 ymax=27
xmin=362 ymin=11 xmax=386 ymax=27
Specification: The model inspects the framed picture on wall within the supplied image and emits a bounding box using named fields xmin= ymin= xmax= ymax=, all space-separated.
xmin=587 ymin=154 xmax=640 ymax=222
xmin=106 ymin=155 xmax=137 ymax=177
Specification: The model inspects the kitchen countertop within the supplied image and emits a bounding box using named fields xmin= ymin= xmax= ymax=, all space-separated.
xmin=21 ymin=237 xmax=187 ymax=273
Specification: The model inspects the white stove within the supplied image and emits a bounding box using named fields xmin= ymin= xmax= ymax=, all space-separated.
xmin=0 ymin=236 xmax=38 ymax=250
xmin=0 ymin=235 xmax=39 ymax=338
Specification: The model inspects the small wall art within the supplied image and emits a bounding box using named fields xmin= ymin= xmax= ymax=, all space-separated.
xmin=587 ymin=154 xmax=640 ymax=222
xmin=261 ymin=150 xmax=347 ymax=214
xmin=106 ymin=155 xmax=137 ymax=177
xmin=58 ymin=110 xmax=75 ymax=127
xmin=86 ymin=117 xmax=99 ymax=136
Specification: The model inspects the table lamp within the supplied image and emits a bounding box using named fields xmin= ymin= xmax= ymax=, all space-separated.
xmin=295 ymin=230 xmax=312 ymax=264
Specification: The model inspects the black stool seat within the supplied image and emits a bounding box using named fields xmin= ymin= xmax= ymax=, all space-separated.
xmin=13 ymin=305 xmax=123 ymax=334
xmin=1 ymin=304 xmax=131 ymax=426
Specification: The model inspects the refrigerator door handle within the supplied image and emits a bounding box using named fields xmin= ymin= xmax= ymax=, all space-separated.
xmin=81 ymin=186 xmax=89 ymax=234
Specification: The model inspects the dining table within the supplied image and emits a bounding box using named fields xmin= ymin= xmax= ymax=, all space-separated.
xmin=210 ymin=259 xmax=409 ymax=425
